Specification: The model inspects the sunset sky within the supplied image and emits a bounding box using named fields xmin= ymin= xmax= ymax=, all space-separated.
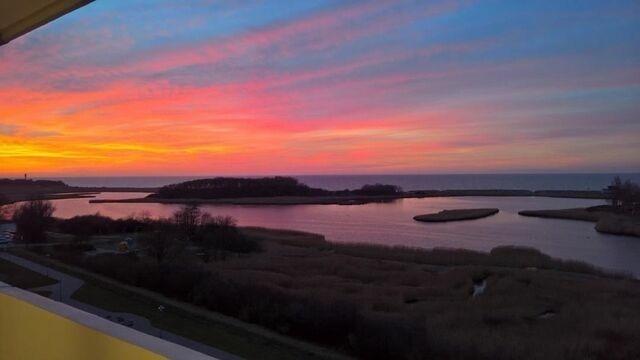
xmin=1 ymin=0 xmax=639 ymax=176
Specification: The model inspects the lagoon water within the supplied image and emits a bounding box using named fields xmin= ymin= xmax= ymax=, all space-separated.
xmin=43 ymin=192 xmax=640 ymax=275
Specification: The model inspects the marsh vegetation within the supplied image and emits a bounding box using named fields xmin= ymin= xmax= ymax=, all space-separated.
xmin=12 ymin=202 xmax=640 ymax=360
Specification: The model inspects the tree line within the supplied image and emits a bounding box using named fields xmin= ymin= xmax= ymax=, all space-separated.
xmin=153 ymin=176 xmax=402 ymax=199
xmin=609 ymin=176 xmax=640 ymax=215
xmin=8 ymin=199 xmax=259 ymax=263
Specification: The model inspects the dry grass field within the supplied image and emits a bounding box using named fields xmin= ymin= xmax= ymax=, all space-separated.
xmin=205 ymin=228 xmax=640 ymax=359
xmin=18 ymin=226 xmax=640 ymax=359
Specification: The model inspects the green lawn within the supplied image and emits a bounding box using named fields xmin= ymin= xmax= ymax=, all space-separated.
xmin=31 ymin=290 xmax=52 ymax=298
xmin=0 ymin=258 xmax=57 ymax=289
xmin=72 ymin=283 xmax=331 ymax=360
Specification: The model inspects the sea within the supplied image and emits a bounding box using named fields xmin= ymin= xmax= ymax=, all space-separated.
xmin=39 ymin=173 xmax=640 ymax=191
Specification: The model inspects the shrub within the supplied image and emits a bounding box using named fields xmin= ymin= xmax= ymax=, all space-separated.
xmin=12 ymin=199 xmax=55 ymax=243
xmin=57 ymin=214 xmax=151 ymax=236
xmin=138 ymin=226 xmax=186 ymax=263
xmin=351 ymin=183 xmax=402 ymax=196
xmin=609 ymin=176 xmax=640 ymax=214
xmin=351 ymin=312 xmax=426 ymax=360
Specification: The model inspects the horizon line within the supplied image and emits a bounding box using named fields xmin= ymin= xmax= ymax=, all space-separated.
xmin=3 ymin=171 xmax=638 ymax=179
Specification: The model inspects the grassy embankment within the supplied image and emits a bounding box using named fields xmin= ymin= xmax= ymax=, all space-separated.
xmin=413 ymin=208 xmax=499 ymax=222
xmin=7 ymin=246 xmax=349 ymax=360
xmin=91 ymin=194 xmax=402 ymax=205
xmin=519 ymin=207 xmax=640 ymax=237
xmin=71 ymin=284 xmax=335 ymax=360
xmin=0 ymin=257 xmax=57 ymax=289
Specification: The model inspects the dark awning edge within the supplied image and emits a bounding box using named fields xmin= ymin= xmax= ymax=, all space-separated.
xmin=0 ymin=0 xmax=93 ymax=46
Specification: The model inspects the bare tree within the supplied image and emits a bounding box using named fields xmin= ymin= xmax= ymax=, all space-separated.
xmin=200 ymin=214 xmax=237 ymax=228
xmin=0 ymin=194 xmax=9 ymax=221
xmin=609 ymin=176 xmax=623 ymax=208
xmin=12 ymin=199 xmax=55 ymax=243
xmin=199 ymin=215 xmax=243 ymax=262
xmin=138 ymin=230 xmax=184 ymax=263
xmin=172 ymin=204 xmax=201 ymax=237
xmin=609 ymin=177 xmax=640 ymax=214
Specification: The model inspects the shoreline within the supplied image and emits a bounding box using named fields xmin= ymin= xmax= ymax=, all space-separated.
xmin=2 ymin=184 xmax=611 ymax=207
xmin=88 ymin=189 xmax=609 ymax=205
xmin=1 ymin=187 xmax=157 ymax=205
xmin=519 ymin=207 xmax=640 ymax=238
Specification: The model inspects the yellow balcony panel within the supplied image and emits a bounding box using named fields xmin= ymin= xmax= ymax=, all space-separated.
xmin=0 ymin=282 xmax=214 ymax=360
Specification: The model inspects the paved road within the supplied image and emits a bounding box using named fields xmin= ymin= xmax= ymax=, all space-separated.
xmin=0 ymin=252 xmax=242 ymax=360
xmin=0 ymin=223 xmax=15 ymax=244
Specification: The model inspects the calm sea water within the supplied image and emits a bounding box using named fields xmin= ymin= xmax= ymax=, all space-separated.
xmin=40 ymin=192 xmax=640 ymax=276
xmin=43 ymin=173 xmax=640 ymax=191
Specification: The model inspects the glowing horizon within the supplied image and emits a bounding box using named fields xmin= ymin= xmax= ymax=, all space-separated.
xmin=1 ymin=1 xmax=639 ymax=177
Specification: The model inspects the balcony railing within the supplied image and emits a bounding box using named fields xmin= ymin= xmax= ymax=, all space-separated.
xmin=0 ymin=281 xmax=214 ymax=359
